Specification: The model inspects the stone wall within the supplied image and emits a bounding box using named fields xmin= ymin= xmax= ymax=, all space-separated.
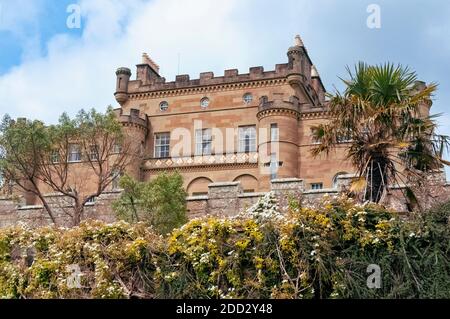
xmin=0 ymin=191 xmax=120 ymax=228
xmin=1 ymin=178 xmax=450 ymax=229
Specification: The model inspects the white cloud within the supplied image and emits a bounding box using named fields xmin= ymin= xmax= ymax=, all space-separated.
xmin=0 ymin=0 xmax=265 ymax=122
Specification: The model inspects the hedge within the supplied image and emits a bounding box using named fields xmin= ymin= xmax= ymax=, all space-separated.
xmin=1 ymin=194 xmax=449 ymax=299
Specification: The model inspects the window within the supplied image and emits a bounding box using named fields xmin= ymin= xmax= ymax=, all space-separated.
xmin=311 ymin=183 xmax=323 ymax=190
xmin=159 ymin=101 xmax=169 ymax=111
xmin=154 ymin=132 xmax=170 ymax=158
xmin=337 ymin=130 xmax=352 ymax=143
xmin=89 ymin=145 xmax=99 ymax=161
xmin=50 ymin=150 xmax=60 ymax=164
xmin=112 ymin=143 xmax=122 ymax=154
xmin=243 ymin=93 xmax=253 ymax=104
xmin=68 ymin=144 xmax=81 ymax=162
xmin=270 ymin=153 xmax=278 ymax=180
xmin=111 ymin=170 xmax=122 ymax=190
xmin=270 ymin=123 xmax=279 ymax=142
xmin=130 ymin=108 xmax=140 ymax=117
xmin=311 ymin=135 xmax=321 ymax=145
xmin=195 ymin=129 xmax=212 ymax=155
xmin=238 ymin=125 xmax=256 ymax=153
xmin=200 ymin=97 xmax=210 ymax=109
xmin=85 ymin=196 xmax=97 ymax=205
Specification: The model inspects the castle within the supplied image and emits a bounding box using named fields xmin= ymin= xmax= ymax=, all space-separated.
xmin=113 ymin=35 xmax=353 ymax=196
xmin=1 ymin=36 xmax=449 ymax=226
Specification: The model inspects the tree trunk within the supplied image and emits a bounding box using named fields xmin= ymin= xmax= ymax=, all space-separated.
xmin=72 ymin=202 xmax=84 ymax=227
xmin=365 ymin=158 xmax=388 ymax=203
xmin=37 ymin=192 xmax=57 ymax=225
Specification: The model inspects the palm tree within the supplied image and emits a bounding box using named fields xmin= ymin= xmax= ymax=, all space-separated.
xmin=311 ymin=62 xmax=449 ymax=205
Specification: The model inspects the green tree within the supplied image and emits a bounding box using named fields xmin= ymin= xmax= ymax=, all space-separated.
xmin=0 ymin=107 xmax=138 ymax=226
xmin=0 ymin=116 xmax=56 ymax=223
xmin=311 ymin=63 xmax=449 ymax=205
xmin=113 ymin=172 xmax=188 ymax=234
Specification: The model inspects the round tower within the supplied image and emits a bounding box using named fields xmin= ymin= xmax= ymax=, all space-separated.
xmin=257 ymin=94 xmax=300 ymax=190
xmin=115 ymin=67 xmax=132 ymax=106
xmin=115 ymin=108 xmax=149 ymax=182
xmin=286 ymin=35 xmax=308 ymax=87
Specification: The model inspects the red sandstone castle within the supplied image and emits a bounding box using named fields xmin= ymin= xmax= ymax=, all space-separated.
xmin=113 ymin=35 xmax=354 ymax=196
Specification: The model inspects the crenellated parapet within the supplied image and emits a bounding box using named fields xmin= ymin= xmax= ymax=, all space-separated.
xmin=114 ymin=35 xmax=327 ymax=107
xmin=113 ymin=107 xmax=148 ymax=132
xmin=125 ymin=64 xmax=290 ymax=95
xmin=257 ymin=94 xmax=300 ymax=120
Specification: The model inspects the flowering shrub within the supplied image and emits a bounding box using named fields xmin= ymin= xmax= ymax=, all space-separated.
xmin=0 ymin=195 xmax=449 ymax=299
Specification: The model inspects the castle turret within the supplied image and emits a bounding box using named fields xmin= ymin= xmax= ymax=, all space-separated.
xmin=287 ymin=35 xmax=311 ymax=87
xmin=257 ymin=93 xmax=300 ymax=190
xmin=114 ymin=67 xmax=132 ymax=106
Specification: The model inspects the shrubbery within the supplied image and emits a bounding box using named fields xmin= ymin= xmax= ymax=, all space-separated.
xmin=1 ymin=194 xmax=449 ymax=299
xmin=113 ymin=172 xmax=188 ymax=235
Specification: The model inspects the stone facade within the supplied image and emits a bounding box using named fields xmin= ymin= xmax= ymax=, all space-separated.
xmin=1 ymin=35 xmax=449 ymax=228
xmin=113 ymin=35 xmax=355 ymax=196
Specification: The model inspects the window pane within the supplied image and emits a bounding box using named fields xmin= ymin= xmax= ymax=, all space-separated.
xmin=271 ymin=123 xmax=278 ymax=142
xmin=155 ymin=133 xmax=170 ymax=158
xmin=195 ymin=129 xmax=212 ymax=155
xmin=68 ymin=144 xmax=81 ymax=162
xmin=238 ymin=125 xmax=256 ymax=152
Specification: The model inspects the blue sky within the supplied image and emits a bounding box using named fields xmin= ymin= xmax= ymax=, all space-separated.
xmin=0 ymin=0 xmax=449 ymax=179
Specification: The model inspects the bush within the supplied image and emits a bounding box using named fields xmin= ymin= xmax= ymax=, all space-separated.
xmin=113 ymin=172 xmax=188 ymax=235
xmin=1 ymin=195 xmax=449 ymax=299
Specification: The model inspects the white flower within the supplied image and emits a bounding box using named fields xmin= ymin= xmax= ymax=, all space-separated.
xmin=243 ymin=192 xmax=285 ymax=224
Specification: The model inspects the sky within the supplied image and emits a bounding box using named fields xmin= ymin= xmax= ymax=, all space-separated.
xmin=0 ymin=0 xmax=449 ymax=179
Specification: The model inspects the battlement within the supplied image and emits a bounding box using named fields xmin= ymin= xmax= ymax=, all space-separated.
xmin=114 ymin=35 xmax=327 ymax=107
xmin=126 ymin=63 xmax=291 ymax=94
xmin=113 ymin=108 xmax=148 ymax=129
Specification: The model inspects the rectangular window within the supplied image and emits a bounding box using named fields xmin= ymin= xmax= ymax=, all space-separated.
xmin=238 ymin=125 xmax=256 ymax=153
xmin=89 ymin=145 xmax=99 ymax=161
xmin=68 ymin=144 xmax=81 ymax=162
xmin=195 ymin=129 xmax=212 ymax=156
xmin=270 ymin=123 xmax=279 ymax=142
xmin=311 ymin=183 xmax=323 ymax=190
xmin=337 ymin=130 xmax=353 ymax=143
xmin=112 ymin=143 xmax=122 ymax=154
xmin=154 ymin=132 xmax=170 ymax=158
xmin=270 ymin=153 xmax=278 ymax=180
xmin=50 ymin=150 xmax=60 ymax=164
xmin=111 ymin=170 xmax=122 ymax=190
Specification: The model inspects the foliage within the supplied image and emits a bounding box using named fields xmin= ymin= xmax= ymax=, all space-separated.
xmin=1 ymin=195 xmax=449 ymax=299
xmin=0 ymin=116 xmax=56 ymax=222
xmin=0 ymin=107 xmax=137 ymax=226
xmin=311 ymin=62 xmax=450 ymax=204
xmin=113 ymin=172 xmax=188 ymax=235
